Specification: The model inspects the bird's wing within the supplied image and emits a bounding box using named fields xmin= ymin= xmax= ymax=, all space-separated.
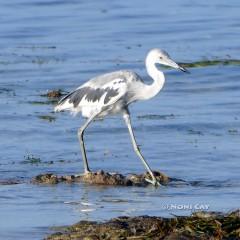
xmin=99 ymin=78 xmax=128 ymax=107
xmin=55 ymin=76 xmax=128 ymax=112
xmin=79 ymin=70 xmax=141 ymax=88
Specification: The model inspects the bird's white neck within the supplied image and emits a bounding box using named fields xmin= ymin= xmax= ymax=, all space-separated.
xmin=140 ymin=55 xmax=165 ymax=100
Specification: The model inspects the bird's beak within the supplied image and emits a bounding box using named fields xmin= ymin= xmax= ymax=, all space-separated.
xmin=168 ymin=58 xmax=190 ymax=73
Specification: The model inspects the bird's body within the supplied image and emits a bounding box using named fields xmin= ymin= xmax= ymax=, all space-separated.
xmin=55 ymin=70 xmax=144 ymax=118
xmin=55 ymin=48 xmax=187 ymax=186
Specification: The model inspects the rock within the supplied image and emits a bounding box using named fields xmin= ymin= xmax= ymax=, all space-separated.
xmin=31 ymin=170 xmax=170 ymax=186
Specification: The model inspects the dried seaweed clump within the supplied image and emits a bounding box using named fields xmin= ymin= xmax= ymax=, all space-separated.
xmin=47 ymin=210 xmax=240 ymax=240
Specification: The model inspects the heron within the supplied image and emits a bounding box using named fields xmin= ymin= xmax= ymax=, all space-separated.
xmin=54 ymin=48 xmax=188 ymax=186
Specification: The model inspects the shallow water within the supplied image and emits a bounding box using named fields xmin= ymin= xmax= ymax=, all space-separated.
xmin=0 ymin=0 xmax=240 ymax=239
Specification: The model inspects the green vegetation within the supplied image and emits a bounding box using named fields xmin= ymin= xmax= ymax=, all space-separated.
xmin=22 ymin=154 xmax=42 ymax=164
xmin=27 ymin=100 xmax=58 ymax=105
xmin=38 ymin=115 xmax=56 ymax=122
xmin=138 ymin=114 xmax=175 ymax=120
xmin=182 ymin=59 xmax=240 ymax=68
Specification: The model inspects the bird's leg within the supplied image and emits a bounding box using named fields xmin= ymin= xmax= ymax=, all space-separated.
xmin=123 ymin=111 xmax=160 ymax=186
xmin=78 ymin=127 xmax=90 ymax=174
xmin=77 ymin=114 xmax=99 ymax=174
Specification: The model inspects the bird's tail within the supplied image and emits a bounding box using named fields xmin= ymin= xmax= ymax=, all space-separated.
xmin=54 ymin=92 xmax=73 ymax=112
xmin=54 ymin=104 xmax=65 ymax=112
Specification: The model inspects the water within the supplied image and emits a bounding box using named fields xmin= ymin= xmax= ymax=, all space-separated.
xmin=0 ymin=0 xmax=240 ymax=239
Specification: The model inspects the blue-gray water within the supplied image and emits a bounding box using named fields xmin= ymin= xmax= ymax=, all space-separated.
xmin=0 ymin=0 xmax=240 ymax=239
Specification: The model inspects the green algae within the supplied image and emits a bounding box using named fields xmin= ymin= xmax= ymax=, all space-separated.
xmin=22 ymin=154 xmax=42 ymax=165
xmin=38 ymin=115 xmax=56 ymax=122
xmin=137 ymin=114 xmax=176 ymax=120
xmin=28 ymin=100 xmax=58 ymax=105
xmin=182 ymin=59 xmax=240 ymax=68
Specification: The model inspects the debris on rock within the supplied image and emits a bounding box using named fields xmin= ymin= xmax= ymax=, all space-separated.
xmin=41 ymin=89 xmax=67 ymax=99
xmin=32 ymin=173 xmax=60 ymax=184
xmin=32 ymin=170 xmax=170 ymax=186
xmin=46 ymin=210 xmax=240 ymax=240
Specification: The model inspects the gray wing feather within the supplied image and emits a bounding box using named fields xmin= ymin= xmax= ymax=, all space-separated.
xmin=80 ymin=70 xmax=143 ymax=88
xmin=55 ymin=70 xmax=142 ymax=111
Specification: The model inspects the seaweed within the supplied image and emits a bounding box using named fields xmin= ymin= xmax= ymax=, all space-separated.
xmin=46 ymin=210 xmax=240 ymax=240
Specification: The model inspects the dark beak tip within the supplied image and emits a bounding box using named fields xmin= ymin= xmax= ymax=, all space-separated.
xmin=179 ymin=66 xmax=190 ymax=74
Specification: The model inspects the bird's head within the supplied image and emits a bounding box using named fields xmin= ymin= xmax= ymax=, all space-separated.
xmin=147 ymin=48 xmax=189 ymax=73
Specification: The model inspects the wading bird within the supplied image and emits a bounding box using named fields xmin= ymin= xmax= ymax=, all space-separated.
xmin=55 ymin=48 xmax=188 ymax=186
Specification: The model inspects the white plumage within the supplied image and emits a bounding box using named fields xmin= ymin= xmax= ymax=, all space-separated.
xmin=55 ymin=48 xmax=188 ymax=186
xmin=55 ymin=70 xmax=142 ymax=118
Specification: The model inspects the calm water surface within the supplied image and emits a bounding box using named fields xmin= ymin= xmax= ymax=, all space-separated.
xmin=0 ymin=0 xmax=240 ymax=239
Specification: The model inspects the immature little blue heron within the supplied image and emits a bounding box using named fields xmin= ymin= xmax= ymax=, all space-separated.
xmin=54 ymin=48 xmax=188 ymax=186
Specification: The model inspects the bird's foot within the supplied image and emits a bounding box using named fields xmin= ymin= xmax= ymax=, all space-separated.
xmin=84 ymin=170 xmax=91 ymax=175
xmin=74 ymin=170 xmax=91 ymax=177
xmin=145 ymin=177 xmax=161 ymax=187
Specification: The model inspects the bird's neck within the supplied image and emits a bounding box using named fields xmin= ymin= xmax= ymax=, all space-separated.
xmin=141 ymin=57 xmax=165 ymax=100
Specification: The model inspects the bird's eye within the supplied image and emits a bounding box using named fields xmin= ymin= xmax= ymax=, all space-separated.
xmin=159 ymin=56 xmax=163 ymax=59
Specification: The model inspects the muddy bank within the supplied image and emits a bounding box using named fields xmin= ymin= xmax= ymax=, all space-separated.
xmin=46 ymin=210 xmax=240 ymax=240
xmin=32 ymin=170 xmax=171 ymax=186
